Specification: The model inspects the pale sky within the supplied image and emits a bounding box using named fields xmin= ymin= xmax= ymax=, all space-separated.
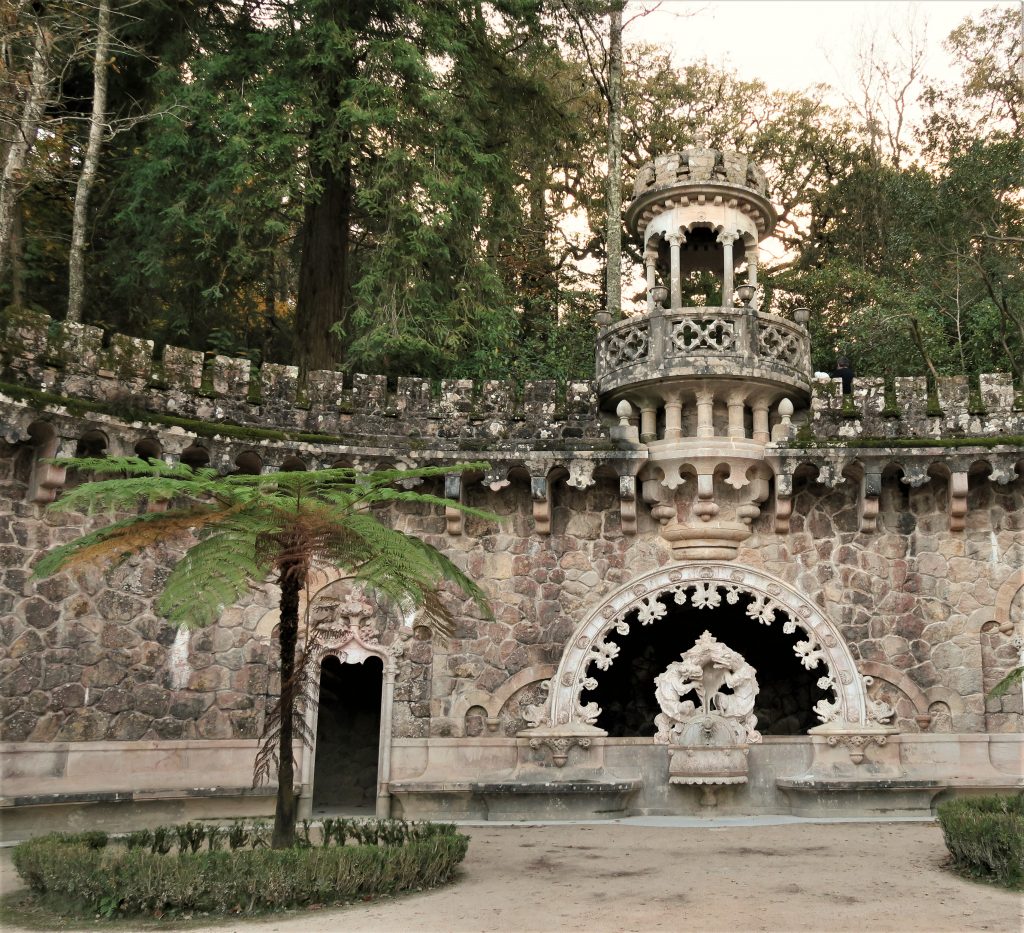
xmin=625 ymin=1 xmax=1018 ymax=101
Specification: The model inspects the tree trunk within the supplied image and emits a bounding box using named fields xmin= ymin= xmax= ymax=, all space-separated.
xmin=272 ymin=567 xmax=302 ymax=849
xmin=10 ymin=201 xmax=24 ymax=307
xmin=520 ymin=151 xmax=553 ymax=333
xmin=0 ymin=17 xmax=53 ymax=276
xmin=603 ymin=2 xmax=624 ymax=321
xmin=66 ymin=0 xmax=112 ymax=323
xmin=294 ymin=157 xmax=351 ymax=374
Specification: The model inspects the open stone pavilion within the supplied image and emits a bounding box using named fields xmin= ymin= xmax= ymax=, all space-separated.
xmin=1 ymin=139 xmax=1022 ymax=837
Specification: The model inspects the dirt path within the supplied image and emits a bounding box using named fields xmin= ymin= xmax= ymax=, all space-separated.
xmin=3 ymin=820 xmax=1021 ymax=932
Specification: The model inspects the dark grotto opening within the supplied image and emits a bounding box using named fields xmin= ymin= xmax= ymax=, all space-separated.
xmin=312 ymin=655 xmax=383 ymax=810
xmin=581 ymin=589 xmax=832 ymax=737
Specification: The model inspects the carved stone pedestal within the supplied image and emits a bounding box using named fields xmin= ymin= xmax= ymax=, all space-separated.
xmin=668 ymin=745 xmax=749 ymax=785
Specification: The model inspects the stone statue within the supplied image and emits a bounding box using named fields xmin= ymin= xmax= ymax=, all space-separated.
xmin=653 ymin=631 xmax=761 ymax=746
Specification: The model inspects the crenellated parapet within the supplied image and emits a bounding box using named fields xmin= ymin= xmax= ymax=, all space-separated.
xmin=809 ymin=374 xmax=1024 ymax=441
xmin=0 ymin=311 xmax=604 ymax=445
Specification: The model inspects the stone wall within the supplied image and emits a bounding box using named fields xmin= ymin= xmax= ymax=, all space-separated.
xmin=2 ymin=311 xmax=1021 ymax=449
xmin=4 ymin=433 xmax=1022 ymax=748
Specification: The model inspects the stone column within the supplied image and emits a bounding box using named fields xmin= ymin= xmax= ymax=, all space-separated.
xmin=668 ymin=233 xmax=684 ymax=310
xmin=719 ymin=231 xmax=736 ymax=307
xmin=645 ymin=253 xmax=658 ymax=312
xmin=751 ymin=399 xmax=770 ymax=444
xmin=696 ymin=388 xmax=715 ymax=439
xmin=747 ymin=248 xmax=758 ymax=287
xmin=727 ymin=390 xmax=746 ymax=439
xmin=640 ymin=402 xmax=658 ymax=443
xmin=376 ymin=658 xmax=398 ymax=818
xmin=663 ymin=392 xmax=683 ymax=441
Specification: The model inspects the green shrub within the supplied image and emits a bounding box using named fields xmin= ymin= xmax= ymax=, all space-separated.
xmin=11 ymin=820 xmax=469 ymax=917
xmin=937 ymin=794 xmax=1024 ymax=888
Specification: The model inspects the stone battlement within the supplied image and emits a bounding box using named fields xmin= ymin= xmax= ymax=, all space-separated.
xmin=0 ymin=311 xmax=601 ymax=442
xmin=809 ymin=373 xmax=1024 ymax=441
xmin=2 ymin=310 xmax=1022 ymax=443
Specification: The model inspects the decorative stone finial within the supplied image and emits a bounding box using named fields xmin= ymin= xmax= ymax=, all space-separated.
xmin=615 ymin=399 xmax=633 ymax=426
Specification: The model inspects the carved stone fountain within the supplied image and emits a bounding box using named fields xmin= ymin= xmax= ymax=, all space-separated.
xmin=653 ymin=630 xmax=761 ymax=800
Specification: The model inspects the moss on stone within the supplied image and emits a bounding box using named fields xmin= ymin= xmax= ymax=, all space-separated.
xmin=789 ymin=432 xmax=1024 ymax=451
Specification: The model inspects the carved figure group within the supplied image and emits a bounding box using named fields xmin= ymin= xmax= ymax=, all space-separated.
xmin=653 ymin=630 xmax=761 ymax=745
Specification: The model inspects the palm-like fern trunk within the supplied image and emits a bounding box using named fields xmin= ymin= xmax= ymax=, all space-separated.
xmin=272 ymin=567 xmax=301 ymax=848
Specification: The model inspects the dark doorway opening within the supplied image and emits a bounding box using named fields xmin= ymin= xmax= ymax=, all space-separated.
xmin=312 ymin=655 xmax=382 ymax=811
xmin=581 ymin=590 xmax=831 ymax=737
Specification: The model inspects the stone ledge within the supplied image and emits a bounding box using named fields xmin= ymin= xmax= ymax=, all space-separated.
xmin=1 ymin=785 xmax=284 ymax=809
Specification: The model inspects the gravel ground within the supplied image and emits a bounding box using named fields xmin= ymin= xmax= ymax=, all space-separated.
xmin=2 ymin=819 xmax=1021 ymax=933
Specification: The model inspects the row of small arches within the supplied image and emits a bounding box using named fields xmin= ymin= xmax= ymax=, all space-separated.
xmin=34 ymin=423 xmax=350 ymax=477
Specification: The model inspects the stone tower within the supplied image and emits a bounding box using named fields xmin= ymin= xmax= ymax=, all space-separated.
xmin=596 ymin=137 xmax=810 ymax=559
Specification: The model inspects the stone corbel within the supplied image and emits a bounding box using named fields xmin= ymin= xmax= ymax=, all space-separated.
xmin=619 ymin=474 xmax=637 ymax=536
xmin=531 ymin=475 xmax=551 ymax=535
xmin=773 ymin=472 xmax=793 ymax=534
xmin=529 ymin=735 xmax=593 ymax=768
xmin=859 ymin=470 xmax=882 ymax=533
xmin=692 ymin=472 xmax=719 ymax=521
xmin=444 ymin=473 xmax=463 ymax=535
xmin=26 ymin=430 xmax=65 ymax=504
xmin=566 ymin=459 xmax=596 ymax=490
xmin=481 ymin=466 xmax=510 ymax=492
xmin=899 ymin=462 xmax=931 ymax=488
xmin=642 ymin=476 xmax=675 ymax=525
xmin=738 ymin=466 xmax=771 ymax=526
xmin=826 ymin=732 xmax=889 ymax=766
xmin=948 ymin=471 xmax=968 ymax=532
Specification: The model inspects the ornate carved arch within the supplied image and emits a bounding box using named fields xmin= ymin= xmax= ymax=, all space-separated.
xmin=546 ymin=563 xmax=881 ymax=733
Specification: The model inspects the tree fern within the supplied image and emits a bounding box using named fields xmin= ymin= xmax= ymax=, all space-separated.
xmin=33 ymin=456 xmax=496 ymax=847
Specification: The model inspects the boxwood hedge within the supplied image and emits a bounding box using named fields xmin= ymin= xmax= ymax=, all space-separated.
xmin=12 ymin=819 xmax=469 ymax=917
xmin=937 ymin=794 xmax=1023 ymax=888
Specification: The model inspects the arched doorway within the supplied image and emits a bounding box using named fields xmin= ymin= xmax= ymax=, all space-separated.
xmin=582 ymin=590 xmax=829 ymax=736
xmin=544 ymin=564 xmax=888 ymax=732
xmin=312 ymin=654 xmax=384 ymax=813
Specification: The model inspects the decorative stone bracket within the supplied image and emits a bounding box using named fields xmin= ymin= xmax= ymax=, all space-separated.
xmin=444 ymin=473 xmax=464 ymax=535
xmin=529 ymin=734 xmax=593 ymax=768
xmin=826 ymin=732 xmax=889 ymax=766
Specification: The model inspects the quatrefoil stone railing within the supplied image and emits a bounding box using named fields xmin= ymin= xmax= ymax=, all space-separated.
xmin=595 ymin=306 xmax=810 ymax=400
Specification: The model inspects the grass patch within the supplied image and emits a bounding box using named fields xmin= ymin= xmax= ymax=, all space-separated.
xmin=10 ymin=820 xmax=468 ymax=920
xmin=937 ymin=794 xmax=1024 ymax=889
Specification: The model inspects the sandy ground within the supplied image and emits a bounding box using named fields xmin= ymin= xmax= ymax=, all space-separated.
xmin=2 ymin=819 xmax=1021 ymax=933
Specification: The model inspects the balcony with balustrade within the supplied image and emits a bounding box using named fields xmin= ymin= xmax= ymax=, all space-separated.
xmin=595 ymin=302 xmax=811 ymax=403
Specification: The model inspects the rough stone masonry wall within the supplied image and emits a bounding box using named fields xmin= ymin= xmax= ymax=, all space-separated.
xmin=1 ymin=307 xmax=1023 ymax=751
xmin=2 ymin=431 xmax=1023 ymax=748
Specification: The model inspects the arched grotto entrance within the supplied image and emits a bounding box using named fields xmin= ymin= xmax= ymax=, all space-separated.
xmin=546 ymin=564 xmax=879 ymax=731
xmin=312 ymin=655 xmax=384 ymax=812
xmin=581 ymin=592 xmax=830 ymax=736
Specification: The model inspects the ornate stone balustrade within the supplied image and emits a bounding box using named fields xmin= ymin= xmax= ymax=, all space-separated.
xmin=595 ymin=307 xmax=811 ymax=400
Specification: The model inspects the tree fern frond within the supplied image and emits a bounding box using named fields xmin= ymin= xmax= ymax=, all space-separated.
xmin=31 ymin=506 xmax=226 ymax=579
xmin=158 ymin=527 xmax=272 ymax=628
xmin=989 ymin=666 xmax=1023 ymax=698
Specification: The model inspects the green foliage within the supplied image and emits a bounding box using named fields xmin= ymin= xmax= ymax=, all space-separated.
xmin=937 ymin=794 xmax=1024 ymax=888
xmin=4 ymin=3 xmax=1019 ymax=383
xmin=32 ymin=456 xmax=495 ymax=848
xmin=33 ymin=457 xmax=494 ymax=630
xmin=12 ymin=822 xmax=470 ymax=917
xmin=988 ymin=667 xmax=1024 ymax=700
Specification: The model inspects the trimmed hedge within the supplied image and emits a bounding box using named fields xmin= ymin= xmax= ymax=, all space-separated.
xmin=937 ymin=794 xmax=1024 ymax=888
xmin=12 ymin=820 xmax=469 ymax=917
